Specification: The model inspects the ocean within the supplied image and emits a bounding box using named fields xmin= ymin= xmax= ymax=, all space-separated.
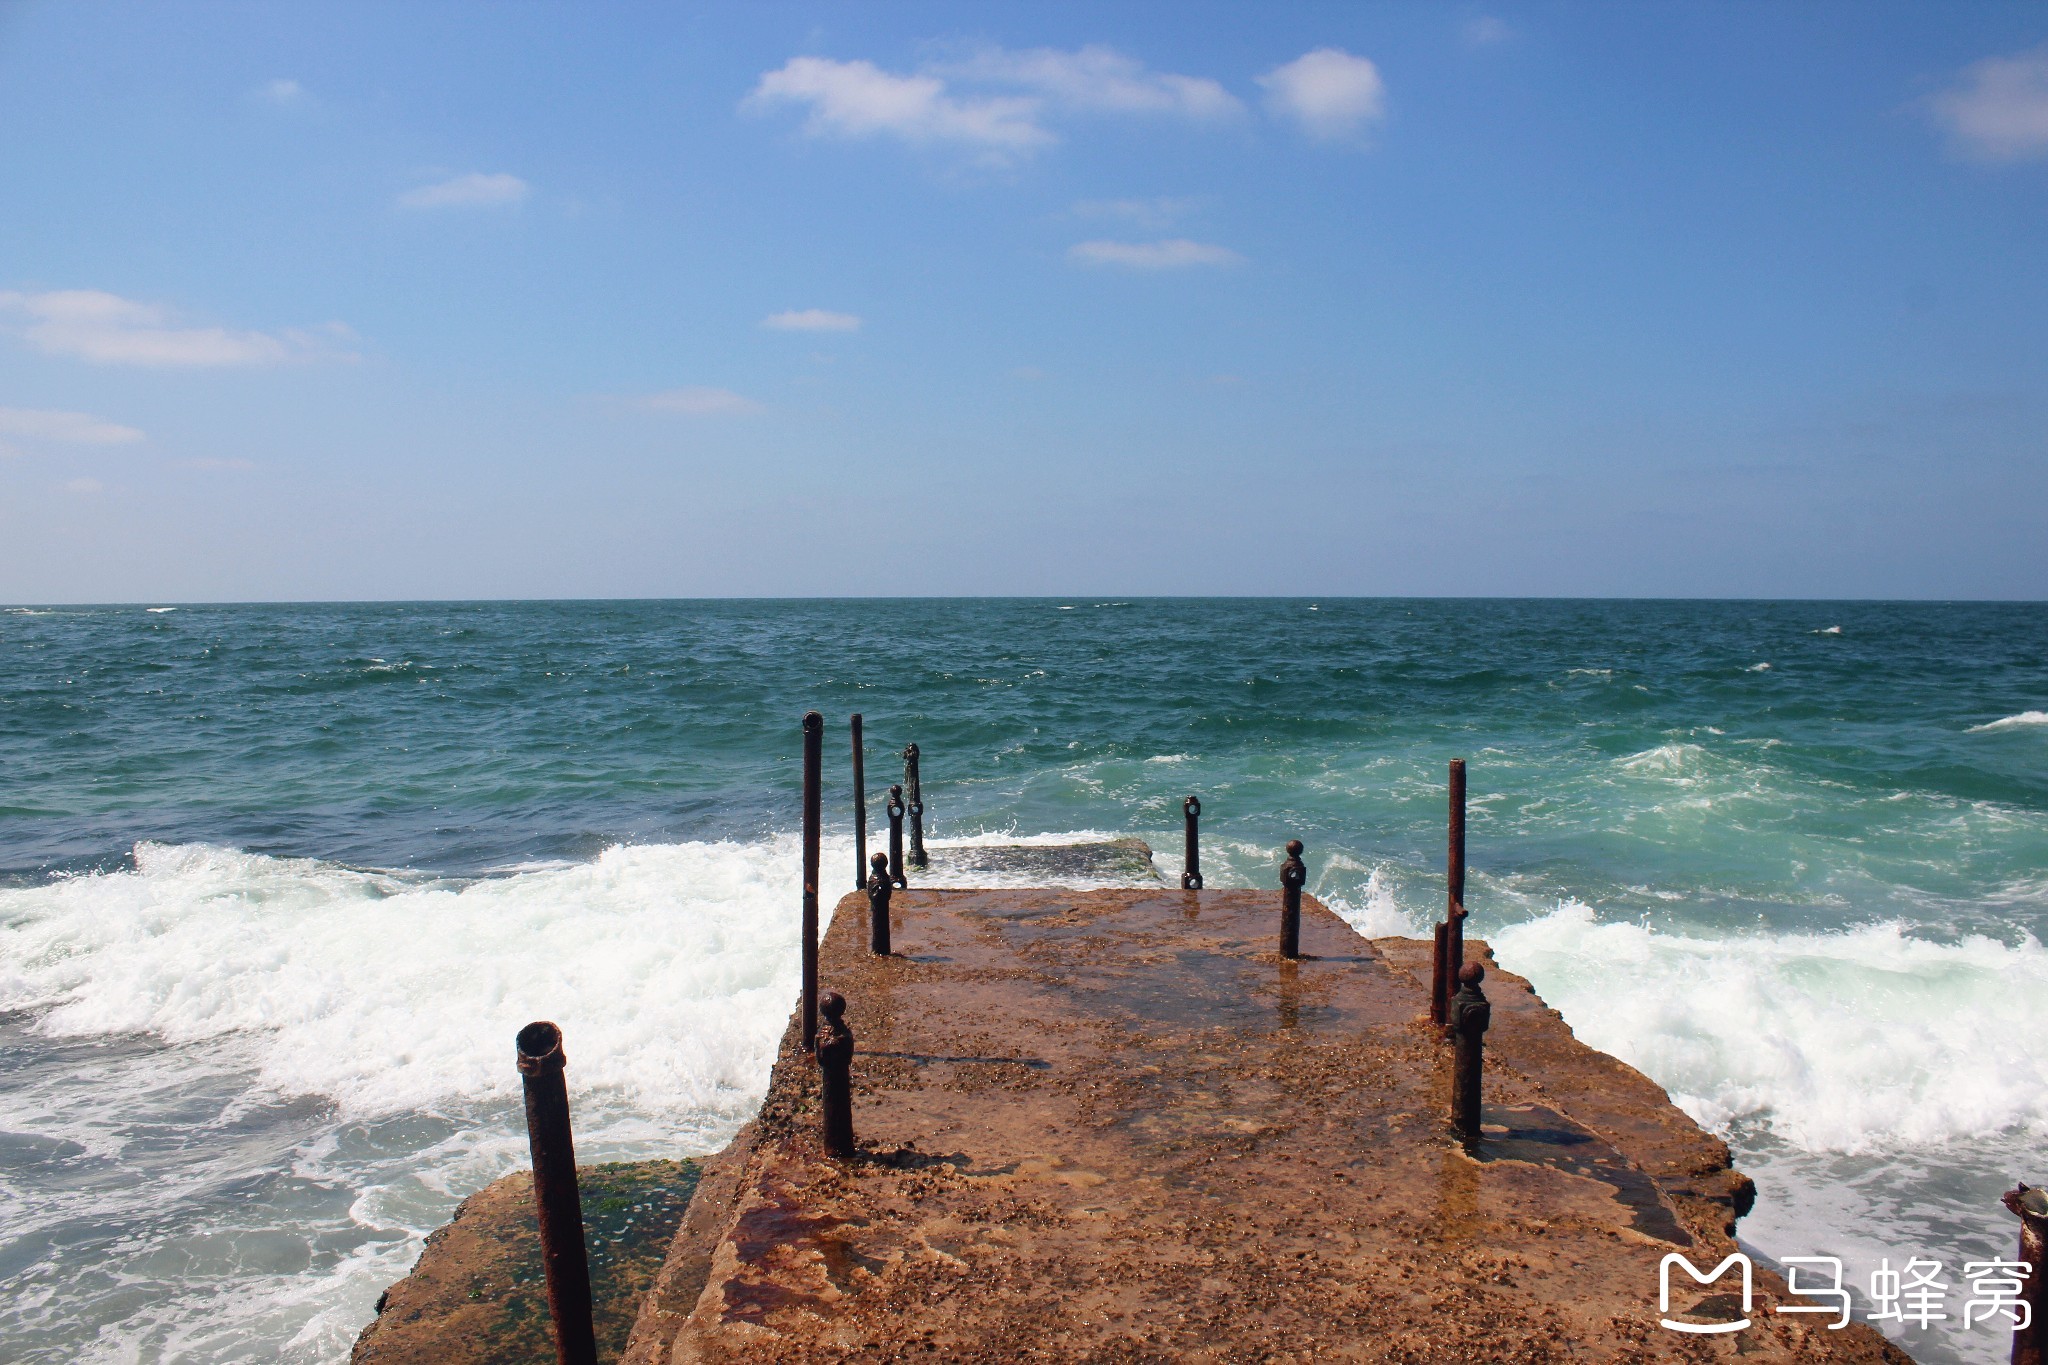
xmin=1 ymin=598 xmax=2042 ymax=1363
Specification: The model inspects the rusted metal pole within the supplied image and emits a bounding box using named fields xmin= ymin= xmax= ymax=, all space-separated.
xmin=886 ymin=784 xmax=907 ymax=888
xmin=515 ymin=1021 xmax=597 ymax=1365
xmin=1181 ymin=795 xmax=1203 ymax=890
xmin=904 ymin=743 xmax=927 ymax=869
xmin=851 ymin=714 xmax=866 ymax=892
xmin=1447 ymin=756 xmax=1468 ymax=992
xmin=802 ymin=711 xmax=822 ymax=1053
xmin=865 ymin=851 xmax=893 ymax=956
xmin=2004 ymin=1184 xmax=2048 ymax=1365
xmin=1449 ymin=963 xmax=1490 ymax=1143
xmin=1279 ymin=839 xmax=1306 ymax=959
xmin=1430 ymin=922 xmax=1451 ymax=1028
xmin=1433 ymin=759 xmax=1469 ymax=1029
xmin=817 ymin=990 xmax=856 ymax=1158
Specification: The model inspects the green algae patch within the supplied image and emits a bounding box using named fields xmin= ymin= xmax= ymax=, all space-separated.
xmin=353 ymin=1158 xmax=699 ymax=1365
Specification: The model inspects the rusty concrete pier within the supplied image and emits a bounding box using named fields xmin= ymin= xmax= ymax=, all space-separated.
xmin=598 ymin=886 xmax=1906 ymax=1364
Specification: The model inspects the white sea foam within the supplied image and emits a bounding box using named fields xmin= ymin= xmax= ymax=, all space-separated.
xmin=1746 ymin=661 xmax=1772 ymax=672
xmin=1967 ymin=710 xmax=2048 ymax=733
xmin=1491 ymin=903 xmax=2048 ymax=1153
xmin=1815 ymin=625 xmax=1841 ymax=635
xmin=0 ymin=839 xmax=817 ymax=1129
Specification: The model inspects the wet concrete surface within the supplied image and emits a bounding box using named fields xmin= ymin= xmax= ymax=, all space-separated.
xmin=641 ymin=889 xmax=1911 ymax=1363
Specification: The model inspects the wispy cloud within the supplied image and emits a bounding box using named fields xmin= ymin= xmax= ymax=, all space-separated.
xmin=1931 ymin=44 xmax=2048 ymax=161
xmin=397 ymin=172 xmax=531 ymax=209
xmin=1070 ymin=197 xmax=1199 ymax=229
xmin=0 ymin=290 xmax=355 ymax=367
xmin=1068 ymin=239 xmax=1241 ymax=270
xmin=1259 ymin=49 xmax=1387 ymax=141
xmin=762 ymin=308 xmax=862 ymax=332
xmin=1462 ymin=17 xmax=1513 ymax=47
xmin=746 ymin=57 xmax=1048 ymax=153
xmin=938 ymin=45 xmax=1241 ymax=119
xmin=256 ymin=77 xmax=306 ymax=105
xmin=745 ymin=45 xmax=1238 ymax=159
xmin=637 ymin=387 xmax=762 ymax=415
xmin=0 ymin=406 xmax=145 ymax=446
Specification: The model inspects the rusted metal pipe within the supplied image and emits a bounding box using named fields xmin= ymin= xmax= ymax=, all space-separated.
xmin=802 ymin=711 xmax=822 ymax=1053
xmin=1432 ymin=759 xmax=1470 ymax=1030
xmin=1279 ymin=838 xmax=1306 ymax=959
xmin=886 ymin=784 xmax=907 ymax=888
xmin=904 ymin=743 xmax=927 ymax=869
xmin=866 ymin=851 xmax=893 ymax=956
xmin=1181 ymin=795 xmax=1203 ymax=890
xmin=817 ymin=990 xmax=856 ymax=1158
xmin=515 ymin=1021 xmax=597 ymax=1365
xmin=1447 ymin=756 xmax=1469 ymax=999
xmin=851 ymin=714 xmax=866 ymax=892
xmin=1430 ymin=921 xmax=1451 ymax=1028
xmin=1449 ymin=962 xmax=1490 ymax=1143
xmin=2003 ymin=1184 xmax=2048 ymax=1365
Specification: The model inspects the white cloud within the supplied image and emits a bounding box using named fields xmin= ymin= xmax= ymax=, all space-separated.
xmin=0 ymin=289 xmax=353 ymax=367
xmin=1259 ymin=48 xmax=1387 ymax=140
xmin=397 ymin=172 xmax=531 ymax=209
xmin=1070 ymin=196 xmax=1198 ymax=229
xmin=0 ymin=406 xmax=145 ymax=445
xmin=762 ymin=308 xmax=862 ymax=332
xmin=941 ymin=45 xmax=1241 ymax=119
xmin=638 ymin=387 xmax=762 ymax=415
xmin=1462 ymin=17 xmax=1512 ymax=46
xmin=1067 ymin=239 xmax=1241 ymax=269
xmin=257 ymin=78 xmax=305 ymax=104
xmin=746 ymin=57 xmax=1049 ymax=153
xmin=1931 ymin=45 xmax=2048 ymax=161
xmin=745 ymin=46 xmax=1238 ymax=159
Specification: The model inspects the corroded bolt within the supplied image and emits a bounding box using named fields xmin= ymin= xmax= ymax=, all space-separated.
xmin=817 ymin=990 xmax=856 ymax=1159
xmin=866 ymin=852 xmax=894 ymax=955
xmin=1181 ymin=795 xmax=1203 ymax=890
xmin=2002 ymin=1183 xmax=2048 ymax=1365
xmin=1279 ymin=838 xmax=1306 ymax=959
xmin=516 ymin=1021 xmax=597 ymax=1365
xmin=886 ymin=784 xmax=908 ymax=888
xmin=1449 ymin=962 xmax=1491 ymax=1143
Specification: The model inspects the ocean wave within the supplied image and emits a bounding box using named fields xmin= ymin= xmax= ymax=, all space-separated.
xmin=1492 ymin=903 xmax=2048 ymax=1153
xmin=1967 ymin=710 xmax=2048 ymax=733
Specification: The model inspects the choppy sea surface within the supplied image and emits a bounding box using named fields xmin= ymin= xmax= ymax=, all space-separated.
xmin=1 ymin=598 xmax=2043 ymax=1363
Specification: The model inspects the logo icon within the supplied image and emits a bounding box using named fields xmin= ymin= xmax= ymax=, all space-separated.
xmin=1660 ymin=1252 xmax=1753 ymax=1334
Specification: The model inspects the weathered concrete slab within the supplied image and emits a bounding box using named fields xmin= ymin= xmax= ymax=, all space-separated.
xmin=352 ymin=1159 xmax=698 ymax=1365
xmin=650 ymin=889 xmax=1908 ymax=1364
xmin=920 ymin=838 xmax=1162 ymax=885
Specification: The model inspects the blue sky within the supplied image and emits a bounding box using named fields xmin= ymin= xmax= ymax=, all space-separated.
xmin=2 ymin=2 xmax=2045 ymax=601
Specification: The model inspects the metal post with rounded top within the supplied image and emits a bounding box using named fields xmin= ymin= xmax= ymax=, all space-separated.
xmin=886 ymin=784 xmax=907 ymax=888
xmin=516 ymin=1021 xmax=597 ymax=1365
xmin=865 ymin=851 xmax=893 ymax=956
xmin=904 ymin=743 xmax=927 ymax=869
xmin=1449 ymin=963 xmax=1491 ymax=1143
xmin=817 ymin=990 xmax=856 ymax=1158
xmin=1279 ymin=839 xmax=1306 ymax=959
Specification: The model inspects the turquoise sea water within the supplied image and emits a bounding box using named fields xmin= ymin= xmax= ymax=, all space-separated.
xmin=2 ymin=598 xmax=2044 ymax=1362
